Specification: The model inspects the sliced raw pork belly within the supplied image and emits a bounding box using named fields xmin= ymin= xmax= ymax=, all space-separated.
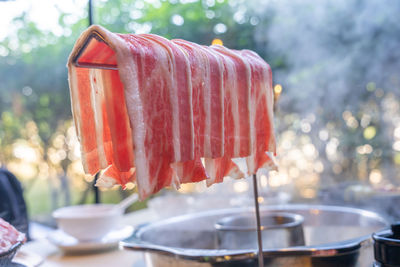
xmin=68 ymin=25 xmax=276 ymax=199
xmin=171 ymin=39 xmax=224 ymax=183
xmin=203 ymin=45 xmax=252 ymax=184
xmin=0 ymin=218 xmax=25 ymax=254
xmin=100 ymin=164 xmax=136 ymax=188
xmin=98 ymin=69 xmax=135 ymax=173
xmin=69 ymin=64 xmax=134 ymax=187
xmin=239 ymin=50 xmax=276 ymax=174
xmin=68 ymin=28 xmax=135 ymax=186
xmin=210 ymin=45 xmax=252 ymax=157
xmin=140 ymin=34 xmax=194 ymax=162
xmin=68 ymin=66 xmax=111 ymax=175
xmin=68 ymin=27 xmax=180 ymax=198
xmin=117 ymin=33 xmax=192 ymax=198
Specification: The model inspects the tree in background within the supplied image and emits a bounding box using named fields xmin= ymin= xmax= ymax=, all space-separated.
xmin=1 ymin=0 xmax=399 ymax=219
xmin=262 ymin=0 xmax=400 ymax=201
xmin=0 ymin=0 xmax=269 ymax=219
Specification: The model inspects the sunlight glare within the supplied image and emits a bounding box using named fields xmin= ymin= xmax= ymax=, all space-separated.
xmin=212 ymin=38 xmax=223 ymax=45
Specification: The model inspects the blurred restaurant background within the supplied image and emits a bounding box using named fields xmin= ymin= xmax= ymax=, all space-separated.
xmin=1 ymin=0 xmax=400 ymax=224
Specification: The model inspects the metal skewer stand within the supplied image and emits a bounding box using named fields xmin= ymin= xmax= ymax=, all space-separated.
xmin=252 ymin=174 xmax=264 ymax=267
xmin=73 ymin=34 xmax=265 ymax=267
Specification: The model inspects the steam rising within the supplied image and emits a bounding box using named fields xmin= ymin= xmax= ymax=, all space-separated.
xmin=244 ymin=0 xmax=400 ymax=218
xmin=261 ymin=0 xmax=400 ymax=113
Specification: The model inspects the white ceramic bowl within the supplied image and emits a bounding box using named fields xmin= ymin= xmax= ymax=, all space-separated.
xmin=52 ymin=204 xmax=122 ymax=241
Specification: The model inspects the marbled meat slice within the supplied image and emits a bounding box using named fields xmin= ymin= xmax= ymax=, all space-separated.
xmin=203 ymin=45 xmax=252 ymax=184
xmin=170 ymin=39 xmax=224 ymax=183
xmin=99 ymin=69 xmax=135 ymax=173
xmin=239 ymin=50 xmax=276 ymax=173
xmin=0 ymin=218 xmax=25 ymax=254
xmin=68 ymin=66 xmax=113 ymax=175
xmin=69 ymin=57 xmax=134 ymax=187
xmin=117 ymin=34 xmax=179 ymax=198
xmin=99 ymin=163 xmax=136 ymax=187
xmin=141 ymin=34 xmax=194 ymax=162
xmin=211 ymin=45 xmax=251 ymax=157
xmin=68 ymin=25 xmax=277 ymax=199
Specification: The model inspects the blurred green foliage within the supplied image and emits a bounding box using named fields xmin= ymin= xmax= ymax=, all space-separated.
xmin=0 ymin=0 xmax=269 ymax=218
xmin=1 ymin=0 xmax=399 ymax=218
xmin=0 ymin=0 xmax=267 ymax=148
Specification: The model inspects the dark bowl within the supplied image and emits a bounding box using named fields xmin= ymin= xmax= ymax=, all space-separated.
xmin=373 ymin=223 xmax=400 ymax=267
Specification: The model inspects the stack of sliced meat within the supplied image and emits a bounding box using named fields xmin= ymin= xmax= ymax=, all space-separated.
xmin=0 ymin=218 xmax=25 ymax=254
xmin=68 ymin=25 xmax=276 ymax=200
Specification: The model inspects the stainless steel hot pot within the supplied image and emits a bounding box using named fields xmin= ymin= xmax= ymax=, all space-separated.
xmin=122 ymin=204 xmax=387 ymax=267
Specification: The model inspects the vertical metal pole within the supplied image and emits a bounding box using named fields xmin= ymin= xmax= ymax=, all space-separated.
xmin=88 ymin=0 xmax=93 ymax=26
xmin=94 ymin=172 xmax=100 ymax=204
xmin=252 ymin=174 xmax=264 ymax=267
xmin=88 ymin=0 xmax=100 ymax=204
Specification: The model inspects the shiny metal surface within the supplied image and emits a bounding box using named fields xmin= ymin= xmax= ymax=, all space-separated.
xmin=252 ymin=174 xmax=264 ymax=267
xmin=72 ymin=31 xmax=118 ymax=70
xmin=215 ymin=212 xmax=305 ymax=250
xmin=122 ymin=204 xmax=388 ymax=266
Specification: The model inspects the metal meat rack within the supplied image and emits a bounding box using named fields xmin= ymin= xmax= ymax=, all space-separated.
xmin=73 ymin=32 xmax=265 ymax=267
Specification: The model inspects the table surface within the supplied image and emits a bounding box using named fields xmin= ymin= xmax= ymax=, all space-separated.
xmin=19 ymin=208 xmax=158 ymax=267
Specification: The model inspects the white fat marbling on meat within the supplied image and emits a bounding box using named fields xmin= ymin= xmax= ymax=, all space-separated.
xmin=89 ymin=69 xmax=108 ymax=169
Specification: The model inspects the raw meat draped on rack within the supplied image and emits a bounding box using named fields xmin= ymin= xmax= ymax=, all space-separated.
xmin=67 ymin=25 xmax=276 ymax=199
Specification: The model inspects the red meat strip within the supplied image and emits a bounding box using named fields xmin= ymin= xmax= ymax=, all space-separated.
xmin=99 ymin=163 xmax=136 ymax=188
xmin=171 ymin=39 xmax=225 ymax=183
xmin=203 ymin=45 xmax=252 ymax=184
xmin=116 ymin=34 xmax=183 ymax=198
xmin=0 ymin=218 xmax=25 ymax=254
xmin=210 ymin=45 xmax=251 ymax=157
xmin=68 ymin=25 xmax=277 ymax=199
xmin=99 ymin=69 xmax=135 ymax=173
xmin=68 ymin=66 xmax=113 ymax=175
xmin=140 ymin=34 xmax=194 ymax=162
xmin=239 ymin=50 xmax=276 ymax=173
